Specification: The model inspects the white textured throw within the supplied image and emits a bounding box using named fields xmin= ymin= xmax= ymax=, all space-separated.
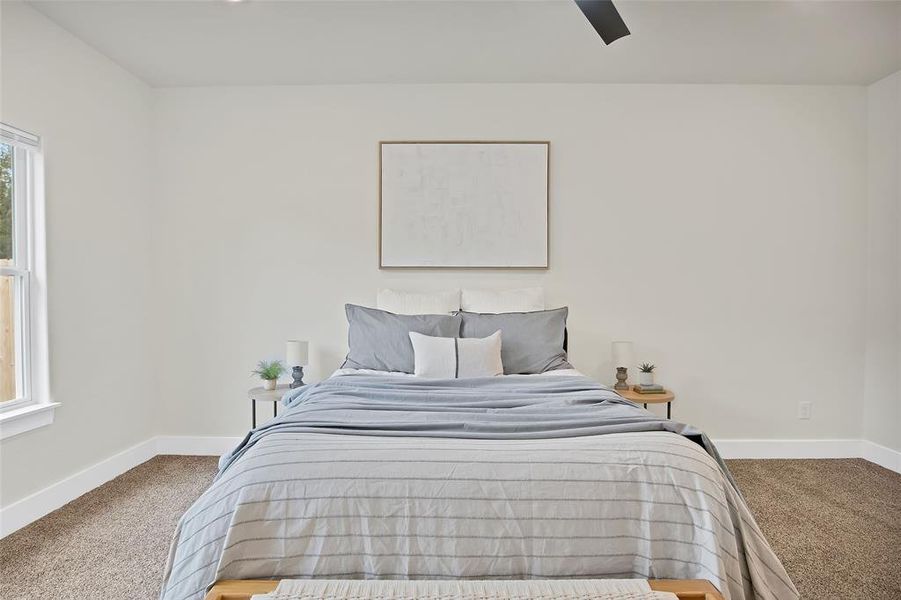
xmin=252 ymin=579 xmax=678 ymax=600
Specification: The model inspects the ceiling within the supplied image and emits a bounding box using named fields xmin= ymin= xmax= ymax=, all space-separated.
xmin=25 ymin=0 xmax=901 ymax=87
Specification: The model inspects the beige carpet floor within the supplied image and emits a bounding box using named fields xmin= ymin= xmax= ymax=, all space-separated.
xmin=1 ymin=456 xmax=898 ymax=599
xmin=727 ymin=458 xmax=901 ymax=599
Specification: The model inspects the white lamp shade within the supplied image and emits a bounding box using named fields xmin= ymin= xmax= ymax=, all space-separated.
xmin=611 ymin=341 xmax=634 ymax=368
xmin=286 ymin=340 xmax=308 ymax=366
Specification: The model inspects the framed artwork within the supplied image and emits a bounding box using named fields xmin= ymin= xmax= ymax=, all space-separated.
xmin=379 ymin=141 xmax=549 ymax=269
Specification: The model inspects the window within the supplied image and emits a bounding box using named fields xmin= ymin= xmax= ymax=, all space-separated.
xmin=0 ymin=123 xmax=53 ymax=439
xmin=1 ymin=137 xmax=32 ymax=407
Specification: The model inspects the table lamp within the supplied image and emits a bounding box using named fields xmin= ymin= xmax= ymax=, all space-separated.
xmin=611 ymin=341 xmax=634 ymax=390
xmin=286 ymin=340 xmax=309 ymax=389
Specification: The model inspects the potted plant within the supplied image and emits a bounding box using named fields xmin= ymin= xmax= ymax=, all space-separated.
xmin=638 ymin=363 xmax=656 ymax=386
xmin=252 ymin=360 xmax=286 ymax=390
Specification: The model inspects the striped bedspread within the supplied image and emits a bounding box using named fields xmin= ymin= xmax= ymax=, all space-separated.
xmin=159 ymin=375 xmax=797 ymax=600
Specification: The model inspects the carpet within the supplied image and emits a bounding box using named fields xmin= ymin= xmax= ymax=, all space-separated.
xmin=0 ymin=456 xmax=898 ymax=599
xmin=0 ymin=455 xmax=218 ymax=599
xmin=728 ymin=458 xmax=901 ymax=599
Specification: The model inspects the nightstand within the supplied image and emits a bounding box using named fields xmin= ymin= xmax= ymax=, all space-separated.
xmin=248 ymin=384 xmax=290 ymax=428
xmin=616 ymin=388 xmax=675 ymax=419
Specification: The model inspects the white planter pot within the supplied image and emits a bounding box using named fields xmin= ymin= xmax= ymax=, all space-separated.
xmin=638 ymin=372 xmax=655 ymax=386
xmin=262 ymin=379 xmax=277 ymax=391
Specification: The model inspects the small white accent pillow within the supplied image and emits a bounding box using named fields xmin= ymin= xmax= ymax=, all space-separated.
xmin=409 ymin=331 xmax=503 ymax=379
xmin=456 ymin=332 xmax=504 ymax=378
xmin=377 ymin=289 xmax=460 ymax=315
xmin=461 ymin=287 xmax=545 ymax=313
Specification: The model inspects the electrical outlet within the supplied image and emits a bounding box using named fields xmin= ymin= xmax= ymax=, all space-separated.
xmin=797 ymin=401 xmax=812 ymax=420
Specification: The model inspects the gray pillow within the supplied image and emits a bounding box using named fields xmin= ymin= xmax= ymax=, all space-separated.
xmin=459 ymin=307 xmax=572 ymax=375
xmin=343 ymin=304 xmax=462 ymax=373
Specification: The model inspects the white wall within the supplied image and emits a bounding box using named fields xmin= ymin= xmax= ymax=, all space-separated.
xmin=0 ymin=3 xmax=890 ymax=513
xmin=0 ymin=2 xmax=156 ymax=506
xmin=153 ymin=84 xmax=867 ymax=442
xmin=865 ymin=70 xmax=901 ymax=452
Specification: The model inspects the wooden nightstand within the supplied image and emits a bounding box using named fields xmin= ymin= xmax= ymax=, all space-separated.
xmin=616 ymin=388 xmax=675 ymax=419
xmin=247 ymin=384 xmax=290 ymax=428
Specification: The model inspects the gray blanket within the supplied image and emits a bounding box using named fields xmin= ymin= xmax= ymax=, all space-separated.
xmin=161 ymin=375 xmax=797 ymax=600
xmin=222 ymin=375 xmax=721 ymax=473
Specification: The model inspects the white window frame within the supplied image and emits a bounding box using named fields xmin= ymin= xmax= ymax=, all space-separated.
xmin=0 ymin=123 xmax=55 ymax=439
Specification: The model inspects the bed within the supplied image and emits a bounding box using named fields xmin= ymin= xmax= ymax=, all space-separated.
xmin=159 ymin=371 xmax=797 ymax=600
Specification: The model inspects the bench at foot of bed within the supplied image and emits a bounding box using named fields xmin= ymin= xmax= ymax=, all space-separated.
xmin=203 ymin=579 xmax=725 ymax=600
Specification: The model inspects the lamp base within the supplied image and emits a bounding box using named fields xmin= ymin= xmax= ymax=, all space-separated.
xmin=614 ymin=366 xmax=629 ymax=390
xmin=290 ymin=366 xmax=305 ymax=389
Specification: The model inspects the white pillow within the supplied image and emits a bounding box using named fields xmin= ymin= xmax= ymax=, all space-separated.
xmin=461 ymin=287 xmax=545 ymax=313
xmin=409 ymin=331 xmax=503 ymax=379
xmin=377 ymin=289 xmax=460 ymax=315
xmin=457 ymin=332 xmax=504 ymax=378
xmin=408 ymin=333 xmax=456 ymax=378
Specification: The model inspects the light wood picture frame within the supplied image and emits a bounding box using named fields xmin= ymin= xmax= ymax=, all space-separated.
xmin=379 ymin=141 xmax=550 ymax=269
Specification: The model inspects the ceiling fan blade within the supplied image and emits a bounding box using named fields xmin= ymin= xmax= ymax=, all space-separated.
xmin=574 ymin=0 xmax=631 ymax=45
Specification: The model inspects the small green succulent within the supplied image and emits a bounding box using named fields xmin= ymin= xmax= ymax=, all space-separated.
xmin=252 ymin=360 xmax=286 ymax=381
xmin=639 ymin=363 xmax=656 ymax=373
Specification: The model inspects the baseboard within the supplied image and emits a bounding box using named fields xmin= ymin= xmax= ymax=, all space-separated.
xmin=860 ymin=440 xmax=901 ymax=473
xmin=713 ymin=438 xmax=863 ymax=460
xmin=3 ymin=434 xmax=897 ymax=539
xmin=154 ymin=435 xmax=243 ymax=456
xmin=0 ymin=435 xmax=239 ymax=538
xmin=0 ymin=437 xmax=157 ymax=538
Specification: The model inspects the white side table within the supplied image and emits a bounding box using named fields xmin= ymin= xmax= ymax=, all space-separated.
xmin=248 ymin=384 xmax=291 ymax=428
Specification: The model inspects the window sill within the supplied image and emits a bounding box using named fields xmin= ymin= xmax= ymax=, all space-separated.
xmin=0 ymin=402 xmax=60 ymax=440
